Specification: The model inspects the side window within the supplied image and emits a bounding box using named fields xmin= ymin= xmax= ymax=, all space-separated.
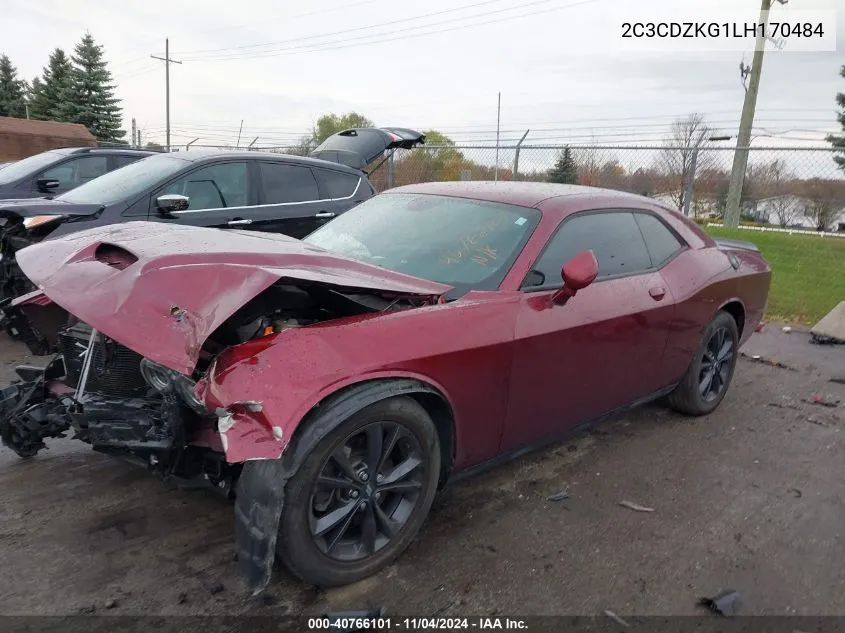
xmin=160 ymin=162 xmax=248 ymax=210
xmin=41 ymin=156 xmax=108 ymax=187
xmin=633 ymin=212 xmax=684 ymax=266
xmin=527 ymin=211 xmax=652 ymax=287
xmin=316 ymin=169 xmax=360 ymax=199
xmin=258 ymin=163 xmax=319 ymax=204
xmin=113 ymin=155 xmax=144 ymax=169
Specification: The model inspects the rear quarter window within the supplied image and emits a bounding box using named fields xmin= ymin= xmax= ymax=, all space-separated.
xmin=633 ymin=212 xmax=684 ymax=267
xmin=316 ymin=169 xmax=360 ymax=199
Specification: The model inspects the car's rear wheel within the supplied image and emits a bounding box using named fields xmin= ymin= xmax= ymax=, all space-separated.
xmin=277 ymin=396 xmax=440 ymax=587
xmin=667 ymin=310 xmax=739 ymax=416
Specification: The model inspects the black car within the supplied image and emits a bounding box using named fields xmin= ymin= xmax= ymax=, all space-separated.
xmin=0 ymin=126 xmax=424 ymax=351
xmin=0 ymin=147 xmax=156 ymax=199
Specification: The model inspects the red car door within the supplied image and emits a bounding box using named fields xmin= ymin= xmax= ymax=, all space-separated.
xmin=501 ymin=210 xmax=682 ymax=452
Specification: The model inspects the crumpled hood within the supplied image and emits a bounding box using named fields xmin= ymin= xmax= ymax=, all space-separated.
xmin=0 ymin=197 xmax=103 ymax=218
xmin=16 ymin=221 xmax=451 ymax=375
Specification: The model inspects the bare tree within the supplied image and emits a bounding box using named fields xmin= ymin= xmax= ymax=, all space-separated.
xmin=755 ymin=159 xmax=798 ymax=226
xmin=573 ymin=145 xmax=602 ymax=186
xmin=657 ymin=113 xmax=713 ymax=210
xmin=801 ymin=178 xmax=845 ymax=231
xmin=284 ymin=134 xmax=317 ymax=156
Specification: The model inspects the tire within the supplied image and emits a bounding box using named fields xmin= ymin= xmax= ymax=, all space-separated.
xmin=277 ymin=396 xmax=440 ymax=587
xmin=667 ymin=310 xmax=739 ymax=416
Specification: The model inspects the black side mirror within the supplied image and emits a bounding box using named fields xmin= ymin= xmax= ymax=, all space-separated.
xmin=155 ymin=194 xmax=190 ymax=215
xmin=36 ymin=178 xmax=60 ymax=193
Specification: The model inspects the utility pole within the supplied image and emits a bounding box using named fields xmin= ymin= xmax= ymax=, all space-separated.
xmin=494 ymin=92 xmax=501 ymax=182
xmin=723 ymin=0 xmax=786 ymax=228
xmin=131 ymin=118 xmax=137 ymax=147
xmin=236 ymin=119 xmax=244 ymax=148
xmin=150 ymin=38 xmax=182 ymax=152
xmin=137 ymin=129 xmax=142 ymax=147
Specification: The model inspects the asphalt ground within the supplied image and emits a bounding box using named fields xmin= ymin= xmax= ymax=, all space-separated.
xmin=0 ymin=324 xmax=843 ymax=619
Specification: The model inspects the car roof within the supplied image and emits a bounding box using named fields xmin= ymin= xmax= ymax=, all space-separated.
xmin=175 ymin=150 xmax=364 ymax=175
xmin=53 ymin=147 xmax=158 ymax=156
xmin=388 ymin=181 xmax=672 ymax=216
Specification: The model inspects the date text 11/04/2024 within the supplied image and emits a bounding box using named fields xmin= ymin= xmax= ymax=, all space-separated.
xmin=621 ymin=21 xmax=825 ymax=39
xmin=307 ymin=616 xmax=529 ymax=630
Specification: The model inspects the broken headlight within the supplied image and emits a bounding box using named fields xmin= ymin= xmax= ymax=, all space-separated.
xmin=139 ymin=358 xmax=207 ymax=414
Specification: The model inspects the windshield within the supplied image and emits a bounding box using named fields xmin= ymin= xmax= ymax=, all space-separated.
xmin=0 ymin=151 xmax=65 ymax=185
xmin=57 ymin=154 xmax=189 ymax=205
xmin=304 ymin=193 xmax=540 ymax=291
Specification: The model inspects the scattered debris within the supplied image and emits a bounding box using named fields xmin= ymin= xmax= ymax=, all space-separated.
xmin=104 ymin=599 xmax=118 ymax=610
xmin=789 ymin=488 xmax=803 ymax=499
xmin=755 ymin=322 xmax=766 ymax=333
xmin=603 ymin=610 xmax=630 ymax=627
xmin=767 ymin=401 xmax=800 ymax=410
xmin=811 ymin=333 xmax=845 ymax=346
xmin=547 ymin=489 xmax=571 ymax=502
xmin=78 ymin=605 xmax=96 ymax=615
xmin=829 ymin=377 xmax=845 ymax=386
xmin=619 ymin=500 xmax=654 ymax=513
xmin=177 ymin=592 xmax=189 ymax=605
xmin=803 ymin=394 xmax=840 ymax=408
xmin=208 ymin=582 xmax=225 ymax=595
xmin=806 ymin=417 xmax=830 ymax=428
xmin=782 ymin=326 xmax=792 ymax=333
xmin=740 ymin=352 xmax=796 ymax=370
xmin=697 ymin=589 xmax=743 ymax=616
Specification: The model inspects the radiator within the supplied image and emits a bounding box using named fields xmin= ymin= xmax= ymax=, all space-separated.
xmin=59 ymin=323 xmax=149 ymax=398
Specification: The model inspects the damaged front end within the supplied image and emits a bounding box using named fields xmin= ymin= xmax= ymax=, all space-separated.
xmin=0 ymin=321 xmax=237 ymax=493
xmin=2 ymin=220 xmax=452 ymax=593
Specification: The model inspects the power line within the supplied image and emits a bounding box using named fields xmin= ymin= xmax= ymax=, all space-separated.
xmin=179 ymin=0 xmax=598 ymax=62
xmin=192 ymin=0 xmax=385 ymax=37
xmin=178 ymin=0 xmax=518 ymax=56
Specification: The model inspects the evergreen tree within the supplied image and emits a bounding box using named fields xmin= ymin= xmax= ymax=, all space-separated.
xmin=0 ymin=54 xmax=27 ymax=118
xmin=548 ymin=146 xmax=578 ymax=184
xmin=59 ymin=34 xmax=125 ymax=143
xmin=826 ymin=65 xmax=845 ymax=172
xmin=29 ymin=48 xmax=72 ymax=121
xmin=27 ymin=77 xmax=45 ymax=118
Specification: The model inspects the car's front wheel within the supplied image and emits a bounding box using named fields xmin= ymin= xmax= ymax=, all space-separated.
xmin=667 ymin=310 xmax=739 ymax=416
xmin=277 ymin=396 xmax=440 ymax=587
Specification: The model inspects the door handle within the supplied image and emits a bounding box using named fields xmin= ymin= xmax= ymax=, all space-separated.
xmin=315 ymin=211 xmax=336 ymax=219
xmin=648 ymin=286 xmax=666 ymax=301
xmin=227 ymin=218 xmax=252 ymax=226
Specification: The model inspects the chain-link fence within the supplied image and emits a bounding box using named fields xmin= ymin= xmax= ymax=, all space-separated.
xmin=369 ymin=144 xmax=845 ymax=231
xmin=170 ymin=142 xmax=845 ymax=232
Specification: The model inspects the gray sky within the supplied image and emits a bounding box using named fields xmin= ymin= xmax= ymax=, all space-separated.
xmin=3 ymin=0 xmax=842 ymax=149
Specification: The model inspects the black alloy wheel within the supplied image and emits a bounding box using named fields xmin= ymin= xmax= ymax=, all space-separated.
xmin=699 ymin=325 xmax=734 ymax=402
xmin=276 ymin=396 xmax=440 ymax=587
xmin=309 ymin=421 xmax=425 ymax=561
xmin=667 ymin=310 xmax=739 ymax=416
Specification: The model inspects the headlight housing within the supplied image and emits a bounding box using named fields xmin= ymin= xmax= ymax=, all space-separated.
xmin=22 ymin=215 xmax=64 ymax=230
xmin=140 ymin=358 xmax=207 ymax=414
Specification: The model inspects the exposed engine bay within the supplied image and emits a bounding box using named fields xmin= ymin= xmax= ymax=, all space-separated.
xmin=0 ymin=279 xmax=426 ymax=493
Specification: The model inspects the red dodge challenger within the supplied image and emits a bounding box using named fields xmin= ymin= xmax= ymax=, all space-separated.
xmin=0 ymin=181 xmax=771 ymax=592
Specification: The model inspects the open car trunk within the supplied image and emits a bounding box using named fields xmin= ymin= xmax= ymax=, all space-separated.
xmin=310 ymin=127 xmax=425 ymax=172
